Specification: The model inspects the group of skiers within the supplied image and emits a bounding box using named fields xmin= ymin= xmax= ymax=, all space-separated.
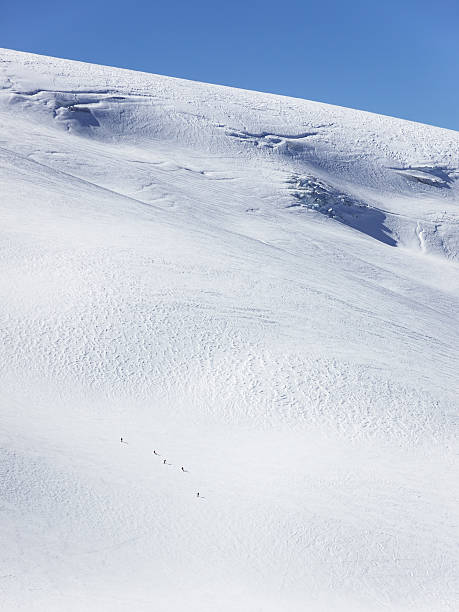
xmin=121 ymin=437 xmax=202 ymax=498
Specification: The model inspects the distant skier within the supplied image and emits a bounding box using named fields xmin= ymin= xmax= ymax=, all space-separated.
xmin=196 ymin=492 xmax=200 ymax=498
xmin=163 ymin=459 xmax=167 ymax=464
xmin=181 ymin=466 xmax=187 ymax=472
xmin=153 ymin=450 xmax=160 ymax=456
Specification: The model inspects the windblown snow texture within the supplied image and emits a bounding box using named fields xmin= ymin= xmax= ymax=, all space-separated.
xmin=0 ymin=49 xmax=458 ymax=612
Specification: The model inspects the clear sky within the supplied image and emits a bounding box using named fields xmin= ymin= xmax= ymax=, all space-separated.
xmin=2 ymin=0 xmax=458 ymax=131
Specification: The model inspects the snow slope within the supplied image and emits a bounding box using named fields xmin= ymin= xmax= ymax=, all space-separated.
xmin=0 ymin=49 xmax=458 ymax=611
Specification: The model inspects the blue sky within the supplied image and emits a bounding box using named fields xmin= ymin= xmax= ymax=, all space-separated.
xmin=2 ymin=0 xmax=458 ymax=131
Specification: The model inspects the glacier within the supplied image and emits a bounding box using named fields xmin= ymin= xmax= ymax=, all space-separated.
xmin=0 ymin=48 xmax=458 ymax=611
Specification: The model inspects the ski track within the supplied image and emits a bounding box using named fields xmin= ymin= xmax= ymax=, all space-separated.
xmin=0 ymin=48 xmax=458 ymax=612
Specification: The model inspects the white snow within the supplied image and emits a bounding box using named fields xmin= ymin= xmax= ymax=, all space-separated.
xmin=0 ymin=48 xmax=458 ymax=611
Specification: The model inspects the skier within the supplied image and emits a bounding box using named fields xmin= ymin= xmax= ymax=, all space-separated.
xmin=196 ymin=492 xmax=200 ymax=498
xmin=120 ymin=437 xmax=123 ymax=443
xmin=181 ymin=466 xmax=186 ymax=472
xmin=163 ymin=459 xmax=167 ymax=464
xmin=153 ymin=450 xmax=160 ymax=456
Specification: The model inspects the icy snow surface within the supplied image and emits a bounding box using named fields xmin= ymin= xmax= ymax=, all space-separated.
xmin=0 ymin=49 xmax=458 ymax=611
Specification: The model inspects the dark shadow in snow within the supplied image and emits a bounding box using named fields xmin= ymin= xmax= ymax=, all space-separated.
xmin=227 ymin=129 xmax=318 ymax=140
xmin=7 ymin=89 xmax=124 ymax=131
xmin=337 ymin=206 xmax=396 ymax=246
xmin=222 ymin=126 xmax=319 ymax=154
xmin=65 ymin=105 xmax=100 ymax=127
xmin=287 ymin=175 xmax=396 ymax=247
xmin=390 ymin=165 xmax=457 ymax=189
xmin=52 ymin=93 xmax=102 ymax=128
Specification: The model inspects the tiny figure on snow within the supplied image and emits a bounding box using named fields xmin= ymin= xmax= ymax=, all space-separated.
xmin=163 ymin=459 xmax=167 ymax=464
xmin=181 ymin=466 xmax=187 ymax=472
xmin=153 ymin=450 xmax=160 ymax=456
xmin=196 ymin=492 xmax=200 ymax=498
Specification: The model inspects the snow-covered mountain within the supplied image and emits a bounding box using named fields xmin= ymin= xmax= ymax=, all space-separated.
xmin=0 ymin=48 xmax=458 ymax=612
